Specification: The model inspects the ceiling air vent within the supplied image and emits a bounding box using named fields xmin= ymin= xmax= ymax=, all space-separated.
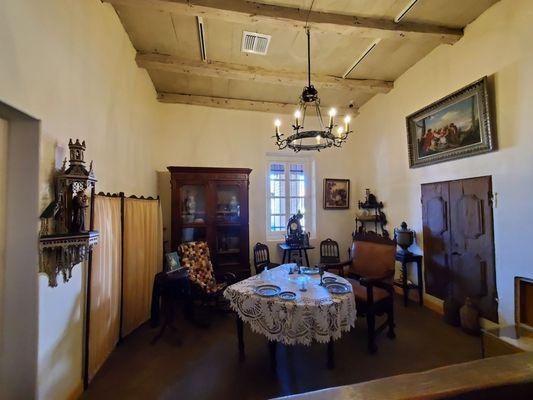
xmin=241 ymin=31 xmax=271 ymax=55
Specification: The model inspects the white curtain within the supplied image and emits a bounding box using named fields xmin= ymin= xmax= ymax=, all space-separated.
xmin=88 ymin=195 xmax=122 ymax=381
xmin=122 ymin=198 xmax=163 ymax=337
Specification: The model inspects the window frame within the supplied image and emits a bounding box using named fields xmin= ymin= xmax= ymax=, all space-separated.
xmin=265 ymin=154 xmax=316 ymax=241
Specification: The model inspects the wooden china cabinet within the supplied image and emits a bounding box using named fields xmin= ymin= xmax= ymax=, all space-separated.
xmin=168 ymin=166 xmax=252 ymax=280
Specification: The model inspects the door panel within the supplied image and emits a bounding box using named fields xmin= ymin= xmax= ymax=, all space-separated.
xmin=449 ymin=176 xmax=497 ymax=322
xmin=421 ymin=182 xmax=452 ymax=300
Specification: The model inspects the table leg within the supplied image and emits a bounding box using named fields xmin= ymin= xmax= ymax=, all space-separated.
xmin=304 ymin=249 xmax=311 ymax=267
xmin=269 ymin=341 xmax=277 ymax=371
xmin=236 ymin=315 xmax=245 ymax=362
xmin=417 ymin=259 xmax=424 ymax=307
xmin=327 ymin=338 xmax=335 ymax=369
xmin=402 ymin=261 xmax=408 ymax=307
xmin=282 ymin=250 xmax=287 ymax=264
xmin=287 ymin=249 xmax=292 ymax=263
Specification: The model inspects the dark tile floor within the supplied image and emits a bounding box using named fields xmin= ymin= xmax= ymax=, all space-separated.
xmin=83 ymin=298 xmax=482 ymax=400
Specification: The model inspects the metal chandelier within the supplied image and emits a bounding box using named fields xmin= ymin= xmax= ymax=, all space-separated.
xmin=273 ymin=28 xmax=353 ymax=152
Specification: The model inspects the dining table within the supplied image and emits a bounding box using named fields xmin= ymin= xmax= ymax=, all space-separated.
xmin=223 ymin=264 xmax=356 ymax=369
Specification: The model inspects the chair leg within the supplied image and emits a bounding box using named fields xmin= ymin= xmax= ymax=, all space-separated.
xmin=387 ymin=300 xmax=396 ymax=339
xmin=366 ymin=311 xmax=377 ymax=353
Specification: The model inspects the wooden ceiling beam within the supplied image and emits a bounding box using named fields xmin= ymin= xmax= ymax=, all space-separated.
xmin=103 ymin=0 xmax=463 ymax=43
xmin=137 ymin=52 xmax=393 ymax=94
xmin=158 ymin=92 xmax=357 ymax=115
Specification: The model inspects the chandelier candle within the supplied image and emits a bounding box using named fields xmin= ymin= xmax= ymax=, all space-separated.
xmin=328 ymin=108 xmax=336 ymax=129
xmin=294 ymin=110 xmax=301 ymax=128
xmin=272 ymin=27 xmax=353 ymax=152
xmin=344 ymin=115 xmax=351 ymax=132
xmin=275 ymin=119 xmax=281 ymax=136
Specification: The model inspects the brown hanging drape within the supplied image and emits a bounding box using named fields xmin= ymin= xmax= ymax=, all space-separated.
xmin=121 ymin=198 xmax=163 ymax=337
xmin=88 ymin=195 xmax=122 ymax=381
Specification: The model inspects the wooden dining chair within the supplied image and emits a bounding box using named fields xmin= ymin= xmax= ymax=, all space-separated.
xmin=318 ymin=239 xmax=348 ymax=276
xmin=253 ymin=242 xmax=280 ymax=274
xmin=320 ymin=238 xmax=341 ymax=264
xmin=326 ymin=232 xmax=397 ymax=353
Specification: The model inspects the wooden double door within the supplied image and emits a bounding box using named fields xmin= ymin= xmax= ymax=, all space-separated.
xmin=421 ymin=176 xmax=498 ymax=322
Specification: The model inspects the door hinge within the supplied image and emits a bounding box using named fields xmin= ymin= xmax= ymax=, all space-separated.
xmin=488 ymin=191 xmax=497 ymax=208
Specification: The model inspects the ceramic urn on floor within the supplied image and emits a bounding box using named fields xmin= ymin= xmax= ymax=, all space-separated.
xmin=460 ymin=297 xmax=481 ymax=335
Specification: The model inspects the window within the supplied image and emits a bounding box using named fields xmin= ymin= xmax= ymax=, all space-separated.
xmin=266 ymin=156 xmax=315 ymax=240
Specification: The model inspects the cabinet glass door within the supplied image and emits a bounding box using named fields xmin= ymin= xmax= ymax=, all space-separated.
xmin=179 ymin=184 xmax=207 ymax=224
xmin=216 ymin=226 xmax=241 ymax=254
xmin=216 ymin=185 xmax=241 ymax=224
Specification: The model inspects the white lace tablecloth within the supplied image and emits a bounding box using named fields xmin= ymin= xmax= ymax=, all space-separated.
xmin=224 ymin=264 xmax=356 ymax=345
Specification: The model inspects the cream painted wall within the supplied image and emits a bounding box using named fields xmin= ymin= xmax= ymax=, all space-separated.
xmin=351 ymin=0 xmax=533 ymax=325
xmin=0 ymin=1 xmax=160 ymax=399
xmin=155 ymin=104 xmax=358 ymax=267
xmin=0 ymin=118 xmax=7 ymax=361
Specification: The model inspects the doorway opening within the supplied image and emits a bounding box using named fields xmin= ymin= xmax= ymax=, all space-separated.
xmin=0 ymin=101 xmax=40 ymax=399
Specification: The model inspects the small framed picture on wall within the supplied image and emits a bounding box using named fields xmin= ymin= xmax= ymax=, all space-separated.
xmin=323 ymin=179 xmax=350 ymax=209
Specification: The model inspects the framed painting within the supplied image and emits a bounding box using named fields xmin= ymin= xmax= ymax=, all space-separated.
xmin=323 ymin=179 xmax=350 ymax=209
xmin=165 ymin=251 xmax=182 ymax=272
xmin=406 ymin=77 xmax=495 ymax=168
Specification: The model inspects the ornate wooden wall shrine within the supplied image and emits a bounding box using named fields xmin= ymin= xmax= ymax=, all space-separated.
xmin=39 ymin=139 xmax=99 ymax=287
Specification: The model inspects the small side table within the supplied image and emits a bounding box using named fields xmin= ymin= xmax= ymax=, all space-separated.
xmin=394 ymin=252 xmax=423 ymax=307
xmin=278 ymin=243 xmax=315 ymax=267
xmin=150 ymin=269 xmax=192 ymax=343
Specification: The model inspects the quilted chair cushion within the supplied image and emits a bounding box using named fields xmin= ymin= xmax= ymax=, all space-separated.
xmin=179 ymin=241 xmax=225 ymax=294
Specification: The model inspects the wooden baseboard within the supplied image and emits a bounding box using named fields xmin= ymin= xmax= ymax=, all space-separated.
xmin=66 ymin=380 xmax=83 ymax=400
xmin=424 ymin=295 xmax=444 ymax=315
xmin=394 ymin=286 xmax=444 ymax=315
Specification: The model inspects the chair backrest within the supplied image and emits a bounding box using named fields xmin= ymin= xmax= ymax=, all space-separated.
xmin=253 ymin=242 xmax=271 ymax=270
xmin=178 ymin=241 xmax=217 ymax=292
xmin=349 ymin=232 xmax=396 ymax=279
xmin=320 ymin=238 xmax=340 ymax=264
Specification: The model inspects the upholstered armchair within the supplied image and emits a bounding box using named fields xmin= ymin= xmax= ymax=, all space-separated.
xmin=323 ymin=232 xmax=397 ymax=353
xmin=178 ymin=241 xmax=235 ymax=318
xmin=253 ymin=242 xmax=280 ymax=274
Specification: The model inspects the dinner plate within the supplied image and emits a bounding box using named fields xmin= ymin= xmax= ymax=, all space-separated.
xmin=254 ymin=284 xmax=281 ymax=297
xmin=301 ymin=266 xmax=320 ymax=275
xmin=278 ymin=291 xmax=297 ymax=301
xmin=322 ymin=276 xmax=337 ymax=284
xmin=325 ymin=282 xmax=351 ymax=294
